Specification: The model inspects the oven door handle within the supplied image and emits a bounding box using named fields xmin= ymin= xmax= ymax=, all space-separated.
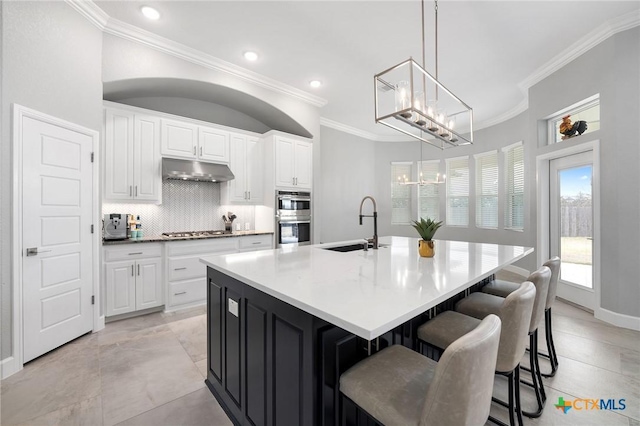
xmin=278 ymin=220 xmax=311 ymax=225
xmin=278 ymin=197 xmax=311 ymax=202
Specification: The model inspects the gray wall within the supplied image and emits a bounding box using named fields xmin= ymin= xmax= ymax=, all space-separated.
xmin=1 ymin=2 xmax=104 ymax=359
xmin=112 ymin=96 xmax=272 ymax=134
xmin=318 ymin=127 xmax=376 ymax=243
xmin=527 ymin=27 xmax=640 ymax=317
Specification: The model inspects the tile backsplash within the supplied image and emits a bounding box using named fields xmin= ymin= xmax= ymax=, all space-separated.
xmin=103 ymin=180 xmax=255 ymax=236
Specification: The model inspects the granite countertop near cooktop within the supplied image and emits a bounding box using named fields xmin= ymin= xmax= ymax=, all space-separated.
xmin=102 ymin=230 xmax=274 ymax=245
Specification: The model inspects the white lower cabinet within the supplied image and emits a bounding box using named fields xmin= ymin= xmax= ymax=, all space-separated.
xmin=165 ymin=238 xmax=237 ymax=312
xmin=104 ymin=244 xmax=163 ymax=317
xmin=165 ymin=235 xmax=273 ymax=311
xmin=104 ymin=236 xmax=273 ymax=316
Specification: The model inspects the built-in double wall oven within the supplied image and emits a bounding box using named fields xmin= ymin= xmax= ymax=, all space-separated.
xmin=275 ymin=190 xmax=311 ymax=247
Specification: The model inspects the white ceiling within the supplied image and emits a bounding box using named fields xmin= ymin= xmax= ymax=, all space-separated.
xmin=94 ymin=1 xmax=639 ymax=137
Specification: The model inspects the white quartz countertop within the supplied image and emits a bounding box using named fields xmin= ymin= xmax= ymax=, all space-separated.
xmin=200 ymin=236 xmax=533 ymax=340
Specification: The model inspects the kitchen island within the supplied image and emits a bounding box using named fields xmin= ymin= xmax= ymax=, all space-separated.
xmin=200 ymin=236 xmax=533 ymax=426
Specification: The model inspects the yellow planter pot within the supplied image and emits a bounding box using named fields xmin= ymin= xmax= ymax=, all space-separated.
xmin=418 ymin=240 xmax=435 ymax=257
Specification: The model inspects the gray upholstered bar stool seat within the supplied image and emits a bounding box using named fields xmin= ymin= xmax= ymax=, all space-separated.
xmin=482 ymin=257 xmax=561 ymax=377
xmin=417 ymin=282 xmax=536 ymax=426
xmin=339 ymin=315 xmax=502 ymax=426
xmin=456 ymin=266 xmax=552 ymax=419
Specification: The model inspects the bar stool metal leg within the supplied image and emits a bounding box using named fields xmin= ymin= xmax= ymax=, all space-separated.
xmin=522 ymin=330 xmax=546 ymax=418
xmin=540 ymin=308 xmax=559 ymax=377
xmin=489 ymin=369 xmax=523 ymax=426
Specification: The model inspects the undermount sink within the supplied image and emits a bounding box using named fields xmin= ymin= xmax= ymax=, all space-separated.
xmin=322 ymin=243 xmax=390 ymax=253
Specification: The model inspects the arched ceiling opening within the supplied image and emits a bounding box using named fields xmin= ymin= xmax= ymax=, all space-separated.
xmin=103 ymin=78 xmax=313 ymax=138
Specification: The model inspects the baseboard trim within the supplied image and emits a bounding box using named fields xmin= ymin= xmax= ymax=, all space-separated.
xmin=502 ymin=265 xmax=530 ymax=277
xmin=1 ymin=356 xmax=22 ymax=379
xmin=595 ymin=308 xmax=640 ymax=331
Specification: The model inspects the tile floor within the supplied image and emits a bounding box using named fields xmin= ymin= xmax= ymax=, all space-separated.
xmin=1 ymin=272 xmax=639 ymax=425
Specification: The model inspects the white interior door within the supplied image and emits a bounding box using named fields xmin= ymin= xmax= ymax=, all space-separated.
xmin=550 ymin=151 xmax=595 ymax=309
xmin=22 ymin=116 xmax=94 ymax=362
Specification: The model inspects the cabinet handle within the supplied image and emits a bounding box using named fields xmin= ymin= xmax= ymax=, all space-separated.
xmin=193 ymin=146 xmax=196 ymax=155
xmin=248 ymin=191 xmax=251 ymax=199
xmin=128 ymin=252 xmax=142 ymax=255
xmin=135 ymin=186 xmax=138 ymax=197
xmin=174 ymin=267 xmax=187 ymax=271
xmin=200 ymin=146 xmax=203 ymax=156
xmin=137 ymin=264 xmax=140 ymax=276
xmin=174 ymin=291 xmax=187 ymax=296
xmin=131 ymin=265 xmax=134 ymax=276
xmin=252 ymin=242 xmax=261 ymax=245
xmin=129 ymin=185 xmax=132 ymax=196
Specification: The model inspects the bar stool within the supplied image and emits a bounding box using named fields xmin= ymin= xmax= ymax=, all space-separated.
xmin=417 ymin=281 xmax=535 ymax=426
xmin=483 ymin=257 xmax=561 ymax=377
xmin=339 ymin=315 xmax=501 ymax=426
xmin=456 ymin=266 xmax=551 ymax=419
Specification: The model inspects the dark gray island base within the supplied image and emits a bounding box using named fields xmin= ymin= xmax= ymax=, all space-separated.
xmin=205 ymin=266 xmax=492 ymax=426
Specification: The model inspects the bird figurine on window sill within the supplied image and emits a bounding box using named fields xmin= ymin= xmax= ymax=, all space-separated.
xmin=559 ymin=115 xmax=588 ymax=140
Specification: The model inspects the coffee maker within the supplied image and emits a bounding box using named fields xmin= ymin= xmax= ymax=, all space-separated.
xmin=103 ymin=213 xmax=129 ymax=240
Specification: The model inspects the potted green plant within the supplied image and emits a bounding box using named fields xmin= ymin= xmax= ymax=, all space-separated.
xmin=412 ymin=217 xmax=443 ymax=257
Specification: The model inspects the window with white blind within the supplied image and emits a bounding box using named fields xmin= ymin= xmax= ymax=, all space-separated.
xmin=418 ymin=160 xmax=440 ymax=221
xmin=503 ymin=142 xmax=524 ymax=230
xmin=446 ymin=156 xmax=469 ymax=227
xmin=475 ymin=151 xmax=499 ymax=228
xmin=391 ymin=162 xmax=413 ymax=225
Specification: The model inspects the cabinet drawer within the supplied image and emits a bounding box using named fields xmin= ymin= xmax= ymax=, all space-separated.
xmin=166 ymin=238 xmax=237 ymax=257
xmin=169 ymin=278 xmax=206 ymax=308
xmin=238 ymin=235 xmax=272 ymax=250
xmin=168 ymin=256 xmax=206 ymax=282
xmin=104 ymin=243 xmax=162 ymax=262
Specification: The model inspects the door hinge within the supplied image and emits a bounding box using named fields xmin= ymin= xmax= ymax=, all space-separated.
xmin=91 ymin=224 xmax=94 ymax=234
xmin=91 ymin=152 xmax=94 ymax=163
xmin=91 ymin=295 xmax=95 ymax=305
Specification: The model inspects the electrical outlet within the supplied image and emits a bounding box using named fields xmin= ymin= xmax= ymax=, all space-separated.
xmin=235 ymin=223 xmax=241 ymax=231
xmin=244 ymin=222 xmax=250 ymax=230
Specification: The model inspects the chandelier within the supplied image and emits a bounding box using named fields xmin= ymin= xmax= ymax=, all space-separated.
xmin=374 ymin=0 xmax=473 ymax=149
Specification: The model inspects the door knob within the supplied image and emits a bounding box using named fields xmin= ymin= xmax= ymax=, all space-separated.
xmin=26 ymin=247 xmax=51 ymax=256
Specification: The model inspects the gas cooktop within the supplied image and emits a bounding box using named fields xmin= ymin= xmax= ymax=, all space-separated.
xmin=162 ymin=230 xmax=232 ymax=238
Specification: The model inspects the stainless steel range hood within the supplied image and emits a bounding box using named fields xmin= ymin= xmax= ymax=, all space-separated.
xmin=162 ymin=158 xmax=235 ymax=182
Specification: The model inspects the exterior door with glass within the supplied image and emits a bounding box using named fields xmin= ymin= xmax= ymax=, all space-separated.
xmin=550 ymin=151 xmax=595 ymax=309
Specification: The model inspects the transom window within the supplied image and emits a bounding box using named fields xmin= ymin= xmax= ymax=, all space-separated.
xmin=548 ymin=95 xmax=600 ymax=144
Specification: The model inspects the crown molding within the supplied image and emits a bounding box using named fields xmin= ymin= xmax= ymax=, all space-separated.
xmin=66 ymin=0 xmax=108 ymax=29
xmin=65 ymin=1 xmax=328 ymax=109
xmin=519 ymin=9 xmax=640 ymax=92
xmin=474 ymin=97 xmax=529 ymax=132
xmin=319 ymin=118 xmax=411 ymax=142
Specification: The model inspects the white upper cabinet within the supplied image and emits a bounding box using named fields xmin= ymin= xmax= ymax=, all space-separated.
xmin=134 ymin=115 xmax=161 ymax=201
xmin=161 ymin=119 xmax=198 ymax=159
xmin=293 ymin=140 xmax=312 ymax=188
xmin=246 ymin=137 xmax=264 ymax=202
xmin=104 ymin=108 xmax=161 ymax=203
xmin=275 ymin=137 xmax=312 ymax=189
xmin=226 ymin=134 xmax=248 ymax=203
xmin=161 ymin=119 xmax=230 ymax=164
xmin=199 ymin=126 xmax=229 ymax=163
xmin=223 ymin=134 xmax=263 ymax=204
xmin=104 ymin=109 xmax=134 ymax=200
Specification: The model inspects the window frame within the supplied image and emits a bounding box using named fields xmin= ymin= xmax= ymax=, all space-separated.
xmin=546 ymin=94 xmax=600 ymax=145
xmin=474 ymin=150 xmax=499 ymax=229
xmin=417 ymin=160 xmax=441 ymax=222
xmin=502 ymin=141 xmax=524 ymax=232
xmin=390 ymin=161 xmax=414 ymax=225
xmin=445 ymin=155 xmax=470 ymax=228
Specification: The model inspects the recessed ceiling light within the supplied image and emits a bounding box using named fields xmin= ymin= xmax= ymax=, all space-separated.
xmin=309 ymin=80 xmax=323 ymax=88
xmin=243 ymin=51 xmax=259 ymax=61
xmin=141 ymin=6 xmax=160 ymax=20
